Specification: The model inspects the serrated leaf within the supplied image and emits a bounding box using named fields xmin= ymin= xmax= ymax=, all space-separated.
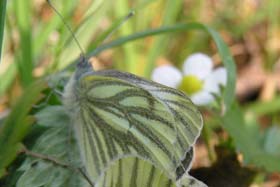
xmin=35 ymin=105 xmax=70 ymax=128
xmin=17 ymin=106 xmax=90 ymax=187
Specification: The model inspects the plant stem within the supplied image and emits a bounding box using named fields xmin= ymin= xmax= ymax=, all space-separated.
xmin=202 ymin=125 xmax=215 ymax=163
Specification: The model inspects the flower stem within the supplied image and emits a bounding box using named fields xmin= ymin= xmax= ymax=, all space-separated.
xmin=202 ymin=124 xmax=216 ymax=163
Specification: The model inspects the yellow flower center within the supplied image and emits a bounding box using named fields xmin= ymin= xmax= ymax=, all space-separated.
xmin=178 ymin=75 xmax=203 ymax=95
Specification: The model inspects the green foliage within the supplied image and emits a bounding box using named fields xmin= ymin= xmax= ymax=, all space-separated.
xmin=246 ymin=96 xmax=280 ymax=116
xmin=17 ymin=106 xmax=89 ymax=187
xmin=0 ymin=80 xmax=47 ymax=177
xmin=0 ymin=63 xmax=16 ymax=97
xmin=222 ymin=103 xmax=280 ymax=172
xmin=14 ymin=0 xmax=33 ymax=87
xmin=0 ymin=0 xmax=7 ymax=62
xmin=263 ymin=126 xmax=280 ymax=156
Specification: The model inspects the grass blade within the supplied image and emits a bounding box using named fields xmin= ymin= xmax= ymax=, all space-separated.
xmin=14 ymin=0 xmax=33 ymax=87
xmin=0 ymin=80 xmax=47 ymax=177
xmin=147 ymin=0 xmax=182 ymax=73
xmin=0 ymin=63 xmax=17 ymax=97
xmin=0 ymin=0 xmax=7 ymax=63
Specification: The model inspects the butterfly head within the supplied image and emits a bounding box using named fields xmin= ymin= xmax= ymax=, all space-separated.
xmin=75 ymin=53 xmax=93 ymax=80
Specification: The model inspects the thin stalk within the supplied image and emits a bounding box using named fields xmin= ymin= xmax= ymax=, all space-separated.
xmin=0 ymin=0 xmax=7 ymax=63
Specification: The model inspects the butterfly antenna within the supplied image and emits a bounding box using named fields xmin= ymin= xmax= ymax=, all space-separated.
xmin=101 ymin=10 xmax=135 ymax=44
xmin=46 ymin=0 xmax=85 ymax=57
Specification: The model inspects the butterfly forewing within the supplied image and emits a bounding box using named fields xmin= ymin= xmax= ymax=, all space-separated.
xmin=94 ymin=70 xmax=203 ymax=160
xmin=63 ymin=69 xmax=203 ymax=182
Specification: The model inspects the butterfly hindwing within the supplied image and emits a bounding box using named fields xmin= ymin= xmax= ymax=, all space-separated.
xmin=95 ymin=157 xmax=207 ymax=187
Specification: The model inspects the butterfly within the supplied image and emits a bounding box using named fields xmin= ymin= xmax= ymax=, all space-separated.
xmin=14 ymin=1 xmax=205 ymax=186
xmin=62 ymin=55 xmax=204 ymax=185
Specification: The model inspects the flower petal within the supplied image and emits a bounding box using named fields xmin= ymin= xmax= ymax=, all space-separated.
xmin=182 ymin=53 xmax=213 ymax=80
xmin=204 ymin=67 xmax=227 ymax=94
xmin=212 ymin=67 xmax=227 ymax=86
xmin=190 ymin=90 xmax=214 ymax=105
xmin=151 ymin=65 xmax=182 ymax=88
xmin=204 ymin=75 xmax=219 ymax=94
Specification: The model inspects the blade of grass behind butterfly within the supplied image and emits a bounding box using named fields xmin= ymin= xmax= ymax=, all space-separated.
xmin=0 ymin=63 xmax=17 ymax=97
xmin=33 ymin=0 xmax=77 ymax=60
xmin=45 ymin=0 xmax=81 ymax=72
xmin=0 ymin=80 xmax=47 ymax=177
xmin=53 ymin=0 xmax=106 ymax=65
xmin=87 ymin=10 xmax=135 ymax=53
xmin=13 ymin=0 xmax=33 ymax=87
xmin=133 ymin=0 xmax=158 ymax=30
xmin=89 ymin=23 xmax=236 ymax=109
xmin=0 ymin=0 xmax=7 ymax=63
xmin=53 ymin=0 xmax=110 ymax=71
xmin=146 ymin=0 xmax=182 ymax=74
xmin=266 ymin=0 xmax=280 ymax=68
xmin=0 ymin=15 xmax=18 ymax=98
xmin=86 ymin=0 xmax=157 ymax=72
xmin=60 ymin=0 xmax=105 ymax=51
xmin=113 ymin=0 xmax=139 ymax=74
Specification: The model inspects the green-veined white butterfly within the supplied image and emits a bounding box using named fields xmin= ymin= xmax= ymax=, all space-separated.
xmin=22 ymin=1 xmax=206 ymax=186
xmin=63 ymin=55 xmax=204 ymax=185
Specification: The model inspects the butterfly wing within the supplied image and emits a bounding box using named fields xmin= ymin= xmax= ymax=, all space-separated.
xmin=63 ymin=70 xmax=203 ymax=182
xmin=95 ymin=157 xmax=207 ymax=187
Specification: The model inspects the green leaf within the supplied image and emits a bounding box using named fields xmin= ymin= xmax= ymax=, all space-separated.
xmin=35 ymin=106 xmax=70 ymax=128
xmin=147 ymin=0 xmax=183 ymax=75
xmin=0 ymin=80 xmax=47 ymax=177
xmin=89 ymin=23 xmax=236 ymax=110
xmin=64 ymin=69 xmax=203 ymax=182
xmin=246 ymin=96 xmax=280 ymax=116
xmin=263 ymin=126 xmax=280 ymax=156
xmin=222 ymin=102 xmax=280 ymax=172
xmin=17 ymin=119 xmax=89 ymax=187
xmin=95 ymin=157 xmax=206 ymax=187
xmin=0 ymin=0 xmax=7 ymax=62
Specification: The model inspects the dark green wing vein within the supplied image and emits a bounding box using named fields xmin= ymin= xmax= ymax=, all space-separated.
xmin=64 ymin=70 xmax=203 ymax=183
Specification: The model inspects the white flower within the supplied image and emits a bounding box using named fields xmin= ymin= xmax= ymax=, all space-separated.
xmin=151 ymin=53 xmax=227 ymax=105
